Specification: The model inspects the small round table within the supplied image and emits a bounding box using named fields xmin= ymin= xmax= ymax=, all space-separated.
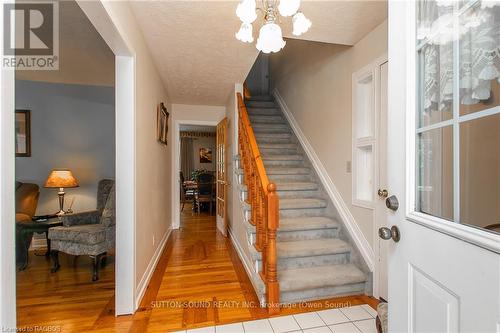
xmin=16 ymin=217 xmax=63 ymax=271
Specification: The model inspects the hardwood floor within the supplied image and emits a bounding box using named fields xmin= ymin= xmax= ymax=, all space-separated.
xmin=16 ymin=204 xmax=378 ymax=332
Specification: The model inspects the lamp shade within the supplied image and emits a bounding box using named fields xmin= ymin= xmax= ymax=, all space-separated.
xmin=44 ymin=169 xmax=79 ymax=188
xmin=235 ymin=22 xmax=254 ymax=43
xmin=256 ymin=22 xmax=286 ymax=54
xmin=292 ymin=12 xmax=311 ymax=36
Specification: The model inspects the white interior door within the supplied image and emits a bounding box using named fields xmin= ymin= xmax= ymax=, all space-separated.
xmin=388 ymin=2 xmax=500 ymax=332
xmin=376 ymin=60 xmax=389 ymax=302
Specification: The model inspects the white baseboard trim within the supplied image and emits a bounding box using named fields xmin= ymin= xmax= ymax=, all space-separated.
xmin=273 ymin=89 xmax=375 ymax=272
xmin=135 ymin=228 xmax=171 ymax=310
xmin=228 ymin=226 xmax=263 ymax=301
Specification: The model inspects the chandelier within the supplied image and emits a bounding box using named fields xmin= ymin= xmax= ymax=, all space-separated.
xmin=235 ymin=0 xmax=312 ymax=53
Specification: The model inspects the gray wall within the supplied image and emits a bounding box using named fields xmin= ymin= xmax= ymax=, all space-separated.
xmin=15 ymin=80 xmax=115 ymax=215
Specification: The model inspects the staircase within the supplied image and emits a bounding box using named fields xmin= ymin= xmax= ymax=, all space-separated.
xmin=235 ymin=95 xmax=371 ymax=305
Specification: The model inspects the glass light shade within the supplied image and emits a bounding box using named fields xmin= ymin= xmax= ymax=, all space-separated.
xmin=256 ymin=22 xmax=286 ymax=54
xmin=44 ymin=169 xmax=79 ymax=188
xmin=236 ymin=0 xmax=257 ymax=24
xmin=235 ymin=23 xmax=254 ymax=43
xmin=292 ymin=12 xmax=311 ymax=36
xmin=278 ymin=0 xmax=301 ymax=17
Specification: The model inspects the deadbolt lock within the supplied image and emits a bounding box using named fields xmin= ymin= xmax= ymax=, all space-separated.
xmin=378 ymin=189 xmax=388 ymax=198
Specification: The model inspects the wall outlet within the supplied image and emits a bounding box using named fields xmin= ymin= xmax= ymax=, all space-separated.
xmin=346 ymin=161 xmax=352 ymax=173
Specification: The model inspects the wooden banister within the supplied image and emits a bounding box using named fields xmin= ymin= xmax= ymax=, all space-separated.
xmin=237 ymin=93 xmax=280 ymax=314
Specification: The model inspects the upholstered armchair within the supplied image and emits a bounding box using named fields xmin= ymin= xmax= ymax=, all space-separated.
xmin=48 ymin=179 xmax=115 ymax=281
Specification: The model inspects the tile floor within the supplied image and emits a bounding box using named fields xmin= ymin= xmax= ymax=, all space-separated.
xmin=173 ymin=304 xmax=378 ymax=333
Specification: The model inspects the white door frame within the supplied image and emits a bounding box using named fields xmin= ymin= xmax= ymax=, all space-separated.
xmin=76 ymin=0 xmax=136 ymax=316
xmin=0 ymin=2 xmax=16 ymax=327
xmin=372 ymin=56 xmax=388 ymax=300
xmin=171 ymin=120 xmax=219 ymax=229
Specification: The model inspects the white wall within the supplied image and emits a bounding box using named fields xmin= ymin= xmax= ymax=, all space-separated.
xmin=270 ymin=21 xmax=388 ymax=248
xmin=15 ymin=80 xmax=115 ymax=215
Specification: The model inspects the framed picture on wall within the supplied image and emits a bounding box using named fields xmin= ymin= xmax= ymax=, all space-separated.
xmin=199 ymin=148 xmax=212 ymax=163
xmin=15 ymin=110 xmax=31 ymax=157
xmin=157 ymin=102 xmax=169 ymax=145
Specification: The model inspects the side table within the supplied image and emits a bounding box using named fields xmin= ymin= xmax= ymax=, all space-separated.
xmin=16 ymin=217 xmax=63 ymax=271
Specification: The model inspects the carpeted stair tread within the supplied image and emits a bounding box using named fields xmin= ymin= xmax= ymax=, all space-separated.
xmin=249 ymin=115 xmax=284 ymax=123
xmin=259 ymin=143 xmax=298 ymax=149
xmin=246 ymin=100 xmax=277 ymax=108
xmin=280 ymin=217 xmax=339 ymax=231
xmin=263 ymin=154 xmax=303 ymax=161
xmin=265 ymin=167 xmax=310 ymax=175
xmin=275 ymin=182 xmax=318 ymax=191
xmin=248 ymin=95 xmax=274 ymax=101
xmin=279 ymin=198 xmax=327 ymax=210
xmin=240 ymin=182 xmax=317 ymax=193
xmin=255 ymin=132 xmax=292 ymax=139
xmin=277 ymin=238 xmax=351 ymax=258
xmin=278 ymin=264 xmax=366 ymax=292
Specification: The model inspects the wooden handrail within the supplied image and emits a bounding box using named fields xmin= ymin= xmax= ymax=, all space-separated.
xmin=237 ymin=92 xmax=280 ymax=314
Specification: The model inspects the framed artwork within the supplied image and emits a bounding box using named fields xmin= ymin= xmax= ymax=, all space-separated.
xmin=157 ymin=102 xmax=169 ymax=145
xmin=199 ymin=148 xmax=213 ymax=163
xmin=15 ymin=110 xmax=31 ymax=157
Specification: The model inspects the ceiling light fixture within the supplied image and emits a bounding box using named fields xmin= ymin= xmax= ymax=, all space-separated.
xmin=235 ymin=0 xmax=311 ymax=53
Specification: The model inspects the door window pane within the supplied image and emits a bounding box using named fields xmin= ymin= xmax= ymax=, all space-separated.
xmin=416 ymin=0 xmax=500 ymax=235
xmin=459 ymin=3 xmax=500 ymax=116
xmin=417 ymin=126 xmax=454 ymax=221
xmin=417 ymin=1 xmax=454 ymax=127
xmin=460 ymin=113 xmax=500 ymax=231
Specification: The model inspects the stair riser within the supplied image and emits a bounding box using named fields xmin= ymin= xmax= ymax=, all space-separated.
xmin=256 ymin=137 xmax=294 ymax=144
xmin=246 ymin=101 xmax=276 ymax=108
xmin=243 ymin=207 xmax=326 ymax=218
xmin=280 ymin=208 xmax=327 ymax=218
xmin=279 ymin=283 xmax=366 ymax=304
xmin=269 ymin=174 xmax=313 ymax=182
xmin=248 ymin=96 xmax=274 ymax=101
xmin=275 ymin=190 xmax=321 ymax=199
xmin=247 ymin=108 xmax=281 ymax=115
xmin=260 ymin=148 xmax=298 ymax=155
xmin=249 ymin=116 xmax=284 ymax=123
xmin=277 ymin=229 xmax=339 ymax=242
xmin=263 ymin=160 xmax=304 ymax=167
xmin=277 ymin=253 xmax=350 ymax=270
xmin=249 ymin=228 xmax=339 ymax=242
xmin=253 ymin=128 xmax=290 ymax=134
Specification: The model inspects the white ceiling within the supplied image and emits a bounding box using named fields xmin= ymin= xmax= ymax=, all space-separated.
xmin=130 ymin=1 xmax=388 ymax=106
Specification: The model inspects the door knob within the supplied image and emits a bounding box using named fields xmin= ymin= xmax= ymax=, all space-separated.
xmin=378 ymin=189 xmax=388 ymax=198
xmin=378 ymin=226 xmax=401 ymax=242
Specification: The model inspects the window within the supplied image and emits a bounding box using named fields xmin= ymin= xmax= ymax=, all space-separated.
xmin=416 ymin=0 xmax=500 ymax=233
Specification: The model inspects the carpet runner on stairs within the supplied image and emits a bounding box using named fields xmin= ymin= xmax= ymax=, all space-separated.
xmin=235 ymin=95 xmax=370 ymax=305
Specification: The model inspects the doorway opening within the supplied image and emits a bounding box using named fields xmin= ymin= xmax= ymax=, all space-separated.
xmin=179 ymin=125 xmax=217 ymax=217
xmin=14 ymin=1 xmax=116 ymax=328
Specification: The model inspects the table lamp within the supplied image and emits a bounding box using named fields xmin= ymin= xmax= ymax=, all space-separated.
xmin=44 ymin=169 xmax=79 ymax=216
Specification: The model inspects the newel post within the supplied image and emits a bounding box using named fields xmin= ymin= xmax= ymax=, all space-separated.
xmin=266 ymin=182 xmax=280 ymax=314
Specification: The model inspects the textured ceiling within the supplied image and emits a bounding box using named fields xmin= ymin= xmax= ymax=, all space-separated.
xmin=130 ymin=1 xmax=387 ymax=105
